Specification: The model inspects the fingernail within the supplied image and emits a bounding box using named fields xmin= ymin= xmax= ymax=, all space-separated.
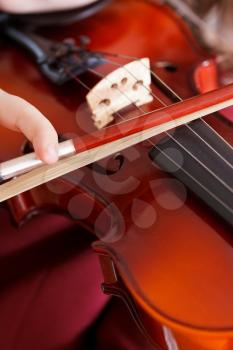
xmin=43 ymin=145 xmax=58 ymax=164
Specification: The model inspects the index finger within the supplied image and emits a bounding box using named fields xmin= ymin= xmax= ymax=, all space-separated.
xmin=0 ymin=90 xmax=59 ymax=164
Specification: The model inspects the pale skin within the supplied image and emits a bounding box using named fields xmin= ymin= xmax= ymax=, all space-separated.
xmin=0 ymin=0 xmax=97 ymax=13
xmin=0 ymin=0 xmax=98 ymax=164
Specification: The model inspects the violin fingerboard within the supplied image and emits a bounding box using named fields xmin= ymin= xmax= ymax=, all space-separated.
xmin=149 ymin=119 xmax=233 ymax=227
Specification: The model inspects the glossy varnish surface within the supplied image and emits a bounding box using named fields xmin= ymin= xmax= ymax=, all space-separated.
xmin=0 ymin=1 xmax=232 ymax=349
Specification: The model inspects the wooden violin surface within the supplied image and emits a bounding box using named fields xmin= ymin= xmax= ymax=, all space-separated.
xmin=0 ymin=0 xmax=206 ymax=163
xmin=0 ymin=1 xmax=232 ymax=349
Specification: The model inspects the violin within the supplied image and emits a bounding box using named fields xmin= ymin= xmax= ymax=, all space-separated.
xmin=0 ymin=1 xmax=232 ymax=349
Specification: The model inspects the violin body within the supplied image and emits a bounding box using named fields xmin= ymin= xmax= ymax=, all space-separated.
xmin=0 ymin=1 xmax=233 ymax=349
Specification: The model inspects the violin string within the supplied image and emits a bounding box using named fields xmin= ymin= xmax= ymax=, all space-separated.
xmin=54 ymin=64 xmax=233 ymax=206
xmin=99 ymin=57 xmax=233 ymax=169
xmin=68 ymin=70 xmax=127 ymax=122
xmin=163 ymin=130 xmax=233 ymax=191
xmin=65 ymin=68 xmax=154 ymax=135
xmin=100 ymin=85 xmax=233 ymax=211
xmin=86 ymin=66 xmax=233 ymax=192
xmin=69 ymin=53 xmax=233 ymax=160
xmin=102 ymin=0 xmax=233 ymax=150
xmin=153 ymin=142 xmax=233 ymax=214
xmin=103 ymin=54 xmax=233 ymax=159
xmin=101 ymin=59 xmax=167 ymax=107
xmin=65 ymin=58 xmax=233 ymax=191
xmin=65 ymin=67 xmax=145 ymax=132
xmin=77 ymin=63 xmax=233 ymax=195
xmin=67 ymin=67 xmax=172 ymax=168
xmin=86 ymin=68 xmax=158 ymax=144
xmin=87 ymin=67 xmax=148 ymax=115
xmin=100 ymin=49 xmax=233 ymax=152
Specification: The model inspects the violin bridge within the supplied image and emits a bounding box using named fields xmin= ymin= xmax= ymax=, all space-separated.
xmin=86 ymin=58 xmax=153 ymax=129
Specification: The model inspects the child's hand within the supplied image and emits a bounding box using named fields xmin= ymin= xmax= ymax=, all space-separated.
xmin=0 ymin=0 xmax=97 ymax=13
xmin=0 ymin=89 xmax=58 ymax=164
xmin=0 ymin=0 xmax=98 ymax=162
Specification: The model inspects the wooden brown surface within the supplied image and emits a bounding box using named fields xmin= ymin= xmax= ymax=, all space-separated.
xmin=0 ymin=1 xmax=232 ymax=349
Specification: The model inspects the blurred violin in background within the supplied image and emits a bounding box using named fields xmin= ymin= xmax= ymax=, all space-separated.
xmin=0 ymin=1 xmax=232 ymax=349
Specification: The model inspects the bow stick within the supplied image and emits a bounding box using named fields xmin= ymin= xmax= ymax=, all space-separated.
xmin=0 ymin=83 xmax=233 ymax=202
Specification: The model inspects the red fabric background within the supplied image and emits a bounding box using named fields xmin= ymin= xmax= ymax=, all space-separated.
xmin=0 ymin=206 xmax=154 ymax=350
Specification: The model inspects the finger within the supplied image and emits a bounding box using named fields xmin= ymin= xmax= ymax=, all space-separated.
xmin=0 ymin=90 xmax=58 ymax=164
xmin=0 ymin=0 xmax=97 ymax=13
